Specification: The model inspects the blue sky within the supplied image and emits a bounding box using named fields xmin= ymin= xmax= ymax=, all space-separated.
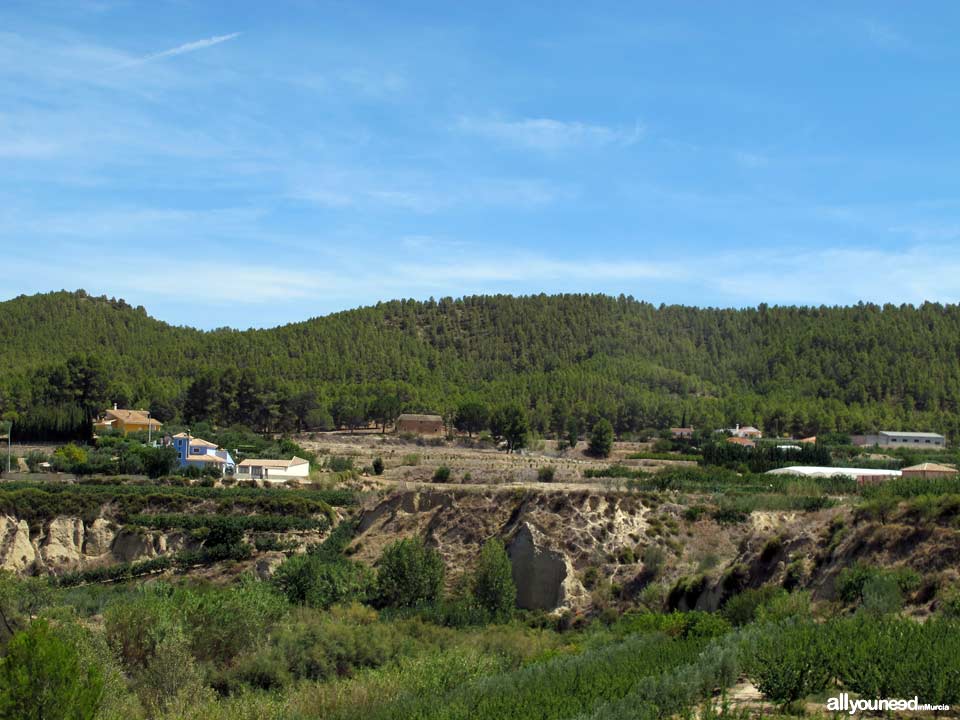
xmin=2 ymin=1 xmax=960 ymax=328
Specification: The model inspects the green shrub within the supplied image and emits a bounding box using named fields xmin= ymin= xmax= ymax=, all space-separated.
xmin=180 ymin=579 xmax=287 ymax=665
xmin=830 ymin=615 xmax=960 ymax=705
xmin=0 ymin=619 xmax=104 ymax=720
xmin=836 ymin=563 xmax=921 ymax=605
xmin=432 ymin=466 xmax=451 ymax=483
xmin=861 ymin=574 xmax=903 ymax=615
xmin=326 ymin=456 xmax=354 ymax=473
xmin=640 ymin=545 xmax=666 ymax=579
xmin=272 ymin=555 xmax=373 ymax=609
xmin=274 ymin=605 xmax=402 ymax=682
xmin=720 ymin=586 xmax=786 ymax=627
xmin=401 ymin=454 xmax=421 ymax=467
xmin=744 ymin=619 xmax=832 ymax=707
xmin=375 ymin=538 xmax=445 ymax=608
xmin=372 ymin=457 xmax=384 ymax=475
xmin=588 ymin=419 xmax=614 ymax=458
xmin=471 ymin=539 xmax=516 ymax=621
xmin=537 ymin=466 xmax=556 ymax=483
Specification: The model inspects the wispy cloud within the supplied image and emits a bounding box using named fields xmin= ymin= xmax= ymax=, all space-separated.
xmin=117 ymin=32 xmax=241 ymax=68
xmin=861 ymin=19 xmax=909 ymax=51
xmin=292 ymin=171 xmax=572 ymax=213
xmin=457 ymin=116 xmax=643 ymax=152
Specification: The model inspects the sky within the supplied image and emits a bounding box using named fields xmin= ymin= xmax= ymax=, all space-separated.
xmin=2 ymin=1 xmax=960 ymax=329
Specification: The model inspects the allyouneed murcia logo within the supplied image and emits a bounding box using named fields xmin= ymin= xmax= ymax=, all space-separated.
xmin=827 ymin=694 xmax=950 ymax=714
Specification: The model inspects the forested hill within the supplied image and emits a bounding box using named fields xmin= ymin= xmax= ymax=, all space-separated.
xmin=2 ymin=290 xmax=960 ymax=440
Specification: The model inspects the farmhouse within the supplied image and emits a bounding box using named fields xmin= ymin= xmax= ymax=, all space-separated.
xmin=93 ymin=405 xmax=162 ymax=436
xmin=236 ymin=456 xmax=310 ymax=483
xmin=670 ymin=427 xmax=694 ymax=440
xmin=901 ymin=463 xmax=958 ymax=480
xmin=726 ymin=436 xmax=756 ymax=448
xmin=851 ymin=431 xmax=946 ymax=449
xmin=718 ymin=424 xmax=762 ymax=439
xmin=396 ymin=413 xmax=444 ymax=435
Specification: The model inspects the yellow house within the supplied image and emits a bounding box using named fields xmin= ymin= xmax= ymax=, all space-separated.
xmin=93 ymin=405 xmax=163 ymax=435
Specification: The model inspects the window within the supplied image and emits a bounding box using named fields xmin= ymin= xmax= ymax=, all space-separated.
xmin=192 ymin=447 xmax=200 ymax=454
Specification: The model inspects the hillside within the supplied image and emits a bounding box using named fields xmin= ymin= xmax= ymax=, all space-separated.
xmin=3 ymin=290 xmax=960 ymax=439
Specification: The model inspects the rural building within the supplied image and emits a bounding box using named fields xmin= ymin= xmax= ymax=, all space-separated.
xmin=901 ymin=462 xmax=958 ymax=480
xmin=766 ymin=466 xmax=902 ymax=483
xmin=166 ymin=432 xmax=235 ymax=475
xmin=236 ymin=456 xmax=310 ymax=483
xmin=799 ymin=436 xmax=817 ymax=444
xmin=718 ymin=424 xmax=762 ymax=439
xmin=396 ymin=413 xmax=444 ymax=435
xmin=670 ymin=427 xmax=694 ymax=439
xmin=93 ymin=405 xmax=162 ymax=436
xmin=851 ymin=431 xmax=946 ymax=449
xmin=726 ymin=436 xmax=756 ymax=448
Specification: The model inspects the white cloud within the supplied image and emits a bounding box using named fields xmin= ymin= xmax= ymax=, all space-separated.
xmin=291 ymin=171 xmax=572 ymax=213
xmin=732 ymin=150 xmax=768 ymax=169
xmin=117 ymin=32 xmax=241 ymax=68
xmin=457 ymin=116 xmax=643 ymax=151
xmin=705 ymin=245 xmax=960 ymax=306
xmin=862 ymin=20 xmax=909 ymax=51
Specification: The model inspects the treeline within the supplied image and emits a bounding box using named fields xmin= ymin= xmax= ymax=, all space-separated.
xmin=4 ymin=290 xmax=960 ymax=440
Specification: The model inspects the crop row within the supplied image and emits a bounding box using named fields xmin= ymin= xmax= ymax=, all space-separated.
xmin=126 ymin=513 xmax=327 ymax=533
xmin=378 ymin=631 xmax=712 ymax=720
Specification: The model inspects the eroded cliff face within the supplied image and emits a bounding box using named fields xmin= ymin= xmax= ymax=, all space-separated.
xmin=352 ymin=489 xmax=672 ymax=612
xmin=0 ymin=517 xmax=35 ymax=573
xmin=0 ymin=515 xmax=199 ymax=575
xmin=352 ymin=488 xmax=955 ymax=614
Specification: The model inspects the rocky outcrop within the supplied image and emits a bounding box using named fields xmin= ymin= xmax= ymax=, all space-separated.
xmin=507 ymin=522 xmax=587 ymax=611
xmin=254 ymin=552 xmax=287 ymax=580
xmin=111 ymin=527 xmax=158 ymax=563
xmin=0 ymin=517 xmax=36 ymax=572
xmin=40 ymin=517 xmax=85 ymax=570
xmin=83 ymin=518 xmax=116 ymax=557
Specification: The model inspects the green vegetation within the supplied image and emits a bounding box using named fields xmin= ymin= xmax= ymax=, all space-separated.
xmin=588 ymin=418 xmax=614 ymax=457
xmin=470 ymin=540 xmax=516 ymax=622
xmin=374 ymin=538 xmax=445 ymax=609
xmin=9 ymin=292 xmax=960 ymax=444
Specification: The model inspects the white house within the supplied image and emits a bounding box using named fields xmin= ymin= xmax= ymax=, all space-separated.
xmin=236 ymin=456 xmax=310 ymax=483
xmin=718 ymin=424 xmax=763 ymax=439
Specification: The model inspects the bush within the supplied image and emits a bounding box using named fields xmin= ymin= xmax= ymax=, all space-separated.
xmin=180 ymin=579 xmax=288 ymax=665
xmin=375 ymin=538 xmax=445 ymax=608
xmin=273 ymin=605 xmax=402 ymax=682
xmin=0 ymin=619 xmax=104 ymax=720
xmin=537 ymin=466 xmax=556 ymax=483
xmin=588 ymin=419 xmax=614 ymax=458
xmin=272 ymin=555 xmax=373 ymax=609
xmin=471 ymin=539 xmax=516 ymax=621
xmin=432 ymin=466 xmax=451 ymax=483
xmin=720 ymin=586 xmax=786 ymax=627
xmin=24 ymin=450 xmax=49 ymax=473
xmin=861 ymin=574 xmax=903 ymax=615
xmin=744 ymin=619 xmax=832 ymax=707
xmin=372 ymin=457 xmax=384 ymax=475
xmin=836 ymin=563 xmax=921 ymax=605
xmin=326 ymin=456 xmax=354 ymax=473
xmin=641 ymin=545 xmax=666 ymax=579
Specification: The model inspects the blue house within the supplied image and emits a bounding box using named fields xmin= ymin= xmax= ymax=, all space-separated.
xmin=168 ymin=432 xmax=236 ymax=475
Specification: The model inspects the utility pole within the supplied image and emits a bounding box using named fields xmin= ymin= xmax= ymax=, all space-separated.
xmin=147 ymin=411 xmax=152 ymax=445
xmin=4 ymin=420 xmax=10 ymax=475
